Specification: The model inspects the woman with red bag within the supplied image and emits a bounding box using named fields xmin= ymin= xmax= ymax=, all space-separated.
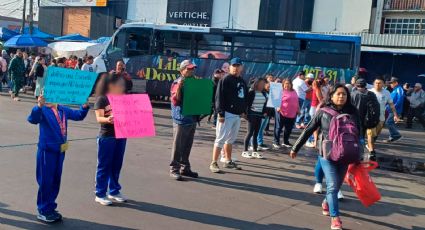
xmin=290 ymin=84 xmax=361 ymax=230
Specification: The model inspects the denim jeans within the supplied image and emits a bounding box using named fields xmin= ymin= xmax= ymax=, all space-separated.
xmin=319 ymin=156 xmax=349 ymax=217
xmin=315 ymin=156 xmax=324 ymax=183
xmin=385 ymin=112 xmax=401 ymax=140
xmin=296 ymin=98 xmax=311 ymax=125
xmin=257 ymin=117 xmax=269 ymax=145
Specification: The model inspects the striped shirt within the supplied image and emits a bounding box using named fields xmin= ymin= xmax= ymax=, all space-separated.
xmin=251 ymin=92 xmax=266 ymax=113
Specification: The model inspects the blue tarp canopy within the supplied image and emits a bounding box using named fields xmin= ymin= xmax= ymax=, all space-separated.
xmin=16 ymin=27 xmax=55 ymax=40
xmin=0 ymin=27 xmax=19 ymax=41
xmin=55 ymin=33 xmax=91 ymax=42
xmin=89 ymin=36 xmax=111 ymax=44
xmin=4 ymin=34 xmax=48 ymax=47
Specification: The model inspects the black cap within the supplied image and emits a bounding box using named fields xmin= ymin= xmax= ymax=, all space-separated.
xmin=355 ymin=78 xmax=367 ymax=88
xmin=214 ymin=68 xmax=224 ymax=74
xmin=389 ymin=77 xmax=399 ymax=83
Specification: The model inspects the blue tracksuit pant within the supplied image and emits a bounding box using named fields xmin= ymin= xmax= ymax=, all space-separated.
xmin=36 ymin=148 xmax=64 ymax=215
xmin=95 ymin=137 xmax=127 ymax=198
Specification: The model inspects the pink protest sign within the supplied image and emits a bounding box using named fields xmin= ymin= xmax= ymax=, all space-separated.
xmin=107 ymin=94 xmax=155 ymax=138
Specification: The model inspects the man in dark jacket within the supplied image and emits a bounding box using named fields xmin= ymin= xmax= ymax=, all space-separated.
xmin=169 ymin=60 xmax=199 ymax=181
xmin=8 ymin=49 xmax=26 ymax=101
xmin=351 ymin=78 xmax=379 ymax=128
xmin=210 ymin=57 xmax=248 ymax=173
xmin=208 ymin=68 xmax=225 ymax=128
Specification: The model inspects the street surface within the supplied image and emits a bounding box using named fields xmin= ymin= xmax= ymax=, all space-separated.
xmin=0 ymin=94 xmax=424 ymax=230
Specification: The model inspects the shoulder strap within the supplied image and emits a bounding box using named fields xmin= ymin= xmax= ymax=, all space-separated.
xmin=321 ymin=107 xmax=339 ymax=117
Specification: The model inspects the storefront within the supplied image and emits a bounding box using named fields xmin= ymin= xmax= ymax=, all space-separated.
xmin=38 ymin=0 xmax=128 ymax=39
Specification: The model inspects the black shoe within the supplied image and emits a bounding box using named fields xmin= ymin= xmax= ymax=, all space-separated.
xmin=224 ymin=161 xmax=242 ymax=170
xmin=170 ymin=171 xmax=183 ymax=181
xmin=37 ymin=212 xmax=61 ymax=223
xmin=180 ymin=169 xmax=199 ymax=178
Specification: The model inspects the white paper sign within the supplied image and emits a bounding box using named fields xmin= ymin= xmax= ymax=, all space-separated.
xmin=267 ymin=82 xmax=283 ymax=108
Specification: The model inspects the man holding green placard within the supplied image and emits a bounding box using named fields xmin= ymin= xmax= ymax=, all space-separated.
xmin=169 ymin=60 xmax=200 ymax=181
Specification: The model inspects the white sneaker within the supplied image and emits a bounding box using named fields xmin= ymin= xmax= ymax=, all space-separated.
xmin=337 ymin=190 xmax=344 ymax=200
xmin=220 ymin=155 xmax=226 ymax=163
xmin=252 ymin=152 xmax=264 ymax=159
xmin=272 ymin=143 xmax=280 ymax=150
xmin=13 ymin=97 xmax=20 ymax=101
xmin=95 ymin=196 xmax=112 ymax=206
xmin=108 ymin=193 xmax=127 ymax=203
xmin=241 ymin=151 xmax=253 ymax=159
xmin=248 ymin=146 xmax=254 ymax=151
xmin=313 ymin=183 xmax=323 ymax=194
xmin=305 ymin=141 xmax=316 ymax=148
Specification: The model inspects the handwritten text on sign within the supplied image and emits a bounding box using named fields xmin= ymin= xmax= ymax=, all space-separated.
xmin=44 ymin=66 xmax=97 ymax=105
xmin=267 ymin=82 xmax=283 ymax=108
xmin=107 ymin=94 xmax=156 ymax=139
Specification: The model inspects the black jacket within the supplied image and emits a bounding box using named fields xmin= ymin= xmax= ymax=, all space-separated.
xmin=215 ymin=74 xmax=248 ymax=117
xmin=292 ymin=105 xmax=361 ymax=156
xmin=246 ymin=90 xmax=268 ymax=116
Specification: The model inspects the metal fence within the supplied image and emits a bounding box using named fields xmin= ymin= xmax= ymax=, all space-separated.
xmin=384 ymin=0 xmax=425 ymax=11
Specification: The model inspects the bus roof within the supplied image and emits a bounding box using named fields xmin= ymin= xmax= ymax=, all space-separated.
xmin=120 ymin=22 xmax=361 ymax=44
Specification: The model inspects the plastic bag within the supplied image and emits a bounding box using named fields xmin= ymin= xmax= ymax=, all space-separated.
xmin=345 ymin=161 xmax=381 ymax=207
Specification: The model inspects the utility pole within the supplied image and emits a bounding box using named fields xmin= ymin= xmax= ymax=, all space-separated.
xmin=227 ymin=0 xmax=232 ymax=28
xmin=29 ymin=0 xmax=34 ymax=35
xmin=21 ymin=0 xmax=27 ymax=34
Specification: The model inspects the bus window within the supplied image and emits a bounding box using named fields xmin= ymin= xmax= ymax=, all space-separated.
xmin=126 ymin=28 xmax=152 ymax=57
xmin=307 ymin=41 xmax=351 ymax=54
xmin=106 ymin=29 xmax=126 ymax=56
xmin=195 ymin=34 xmax=231 ymax=59
xmin=156 ymin=31 xmax=193 ymax=58
xmin=233 ymin=36 xmax=273 ymax=62
xmin=274 ymin=38 xmax=300 ymax=64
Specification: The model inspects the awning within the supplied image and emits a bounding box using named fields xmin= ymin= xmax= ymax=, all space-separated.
xmin=362 ymin=46 xmax=425 ymax=56
xmin=55 ymin=33 xmax=91 ymax=42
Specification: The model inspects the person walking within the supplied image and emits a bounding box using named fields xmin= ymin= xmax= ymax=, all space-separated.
xmin=169 ymin=60 xmax=200 ymax=181
xmin=293 ymin=71 xmax=311 ymax=129
xmin=290 ymin=84 xmax=361 ymax=230
xmin=406 ymin=83 xmax=425 ymax=129
xmin=33 ymin=57 xmax=47 ymax=98
xmin=210 ymin=57 xmax=248 ymax=173
xmin=242 ymin=78 xmax=267 ymax=159
xmin=0 ymin=52 xmax=7 ymax=92
xmin=368 ymin=77 xmax=399 ymax=161
xmin=28 ymin=95 xmax=89 ymax=223
xmin=8 ymin=49 xmax=26 ymax=101
xmin=93 ymin=73 xmax=129 ymax=206
xmin=273 ymin=79 xmax=299 ymax=149
xmin=384 ymin=77 xmax=404 ymax=143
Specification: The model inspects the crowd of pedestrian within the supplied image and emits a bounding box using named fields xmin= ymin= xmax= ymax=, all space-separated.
xmin=1 ymin=51 xmax=424 ymax=230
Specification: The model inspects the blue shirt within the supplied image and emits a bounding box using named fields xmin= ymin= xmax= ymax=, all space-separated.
xmin=28 ymin=105 xmax=89 ymax=152
xmin=387 ymin=85 xmax=404 ymax=114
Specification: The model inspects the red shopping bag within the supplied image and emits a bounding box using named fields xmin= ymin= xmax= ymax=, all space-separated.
xmin=345 ymin=161 xmax=381 ymax=207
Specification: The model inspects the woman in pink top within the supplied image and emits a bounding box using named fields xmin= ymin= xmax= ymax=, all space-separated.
xmin=273 ymin=79 xmax=300 ymax=148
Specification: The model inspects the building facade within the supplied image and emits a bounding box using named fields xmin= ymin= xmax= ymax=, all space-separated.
xmin=38 ymin=0 xmax=128 ymax=39
xmin=127 ymin=0 xmax=373 ymax=33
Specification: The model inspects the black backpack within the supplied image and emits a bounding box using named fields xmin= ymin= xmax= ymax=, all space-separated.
xmin=364 ymin=91 xmax=380 ymax=128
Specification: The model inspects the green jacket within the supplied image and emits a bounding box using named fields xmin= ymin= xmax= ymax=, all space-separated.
xmin=8 ymin=56 xmax=25 ymax=80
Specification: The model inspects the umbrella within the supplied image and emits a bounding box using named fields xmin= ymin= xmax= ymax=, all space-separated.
xmin=4 ymin=34 xmax=48 ymax=48
xmin=0 ymin=27 xmax=19 ymax=41
xmin=54 ymin=33 xmax=91 ymax=42
xmin=16 ymin=27 xmax=55 ymax=40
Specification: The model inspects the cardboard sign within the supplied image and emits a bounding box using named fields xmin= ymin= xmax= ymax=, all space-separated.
xmin=44 ymin=66 xmax=97 ymax=105
xmin=182 ymin=78 xmax=213 ymax=116
xmin=267 ymin=82 xmax=283 ymax=108
xmin=107 ymin=94 xmax=155 ymax=139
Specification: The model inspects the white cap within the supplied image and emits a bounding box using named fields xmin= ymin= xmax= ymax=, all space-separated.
xmin=415 ymin=83 xmax=422 ymax=88
xmin=306 ymin=73 xmax=315 ymax=79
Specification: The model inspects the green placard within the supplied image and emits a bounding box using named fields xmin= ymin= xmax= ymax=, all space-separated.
xmin=182 ymin=78 xmax=213 ymax=116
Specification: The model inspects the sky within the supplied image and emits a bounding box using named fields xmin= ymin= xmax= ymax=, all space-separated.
xmin=0 ymin=0 xmax=39 ymax=21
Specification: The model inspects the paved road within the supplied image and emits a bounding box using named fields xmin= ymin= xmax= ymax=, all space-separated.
xmin=0 ymin=94 xmax=424 ymax=230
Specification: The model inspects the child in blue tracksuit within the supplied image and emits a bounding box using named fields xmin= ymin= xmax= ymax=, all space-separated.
xmin=93 ymin=73 xmax=127 ymax=206
xmin=28 ymin=95 xmax=89 ymax=223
